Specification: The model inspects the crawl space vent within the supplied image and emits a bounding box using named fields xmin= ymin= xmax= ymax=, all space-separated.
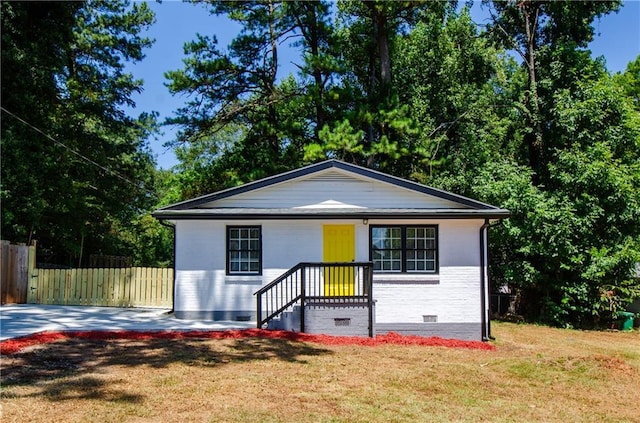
xmin=423 ymin=315 xmax=438 ymax=323
xmin=334 ymin=318 xmax=351 ymax=327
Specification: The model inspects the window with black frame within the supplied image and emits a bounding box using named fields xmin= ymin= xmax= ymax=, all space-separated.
xmin=370 ymin=225 xmax=437 ymax=273
xmin=227 ymin=226 xmax=262 ymax=275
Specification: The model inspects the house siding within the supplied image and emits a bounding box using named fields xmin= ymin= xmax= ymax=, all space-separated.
xmin=371 ymin=220 xmax=484 ymax=340
xmin=200 ymin=169 xmax=467 ymax=210
xmin=174 ymin=219 xmax=485 ymax=336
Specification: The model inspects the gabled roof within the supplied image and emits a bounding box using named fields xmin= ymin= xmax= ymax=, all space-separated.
xmin=153 ymin=159 xmax=510 ymax=220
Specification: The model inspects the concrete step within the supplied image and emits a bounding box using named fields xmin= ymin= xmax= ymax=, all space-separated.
xmin=266 ymin=308 xmax=302 ymax=331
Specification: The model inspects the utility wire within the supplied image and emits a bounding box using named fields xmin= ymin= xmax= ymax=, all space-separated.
xmin=1 ymin=106 xmax=156 ymax=196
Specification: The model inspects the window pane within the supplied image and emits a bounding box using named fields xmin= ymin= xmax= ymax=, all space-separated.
xmin=372 ymin=227 xmax=400 ymax=272
xmin=425 ymin=260 xmax=436 ymax=272
xmin=372 ymin=228 xmax=387 ymax=239
xmin=373 ymin=226 xmax=433 ymax=273
xmin=228 ymin=226 xmax=261 ymax=274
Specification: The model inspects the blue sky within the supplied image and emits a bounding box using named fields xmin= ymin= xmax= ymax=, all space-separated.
xmin=124 ymin=1 xmax=640 ymax=170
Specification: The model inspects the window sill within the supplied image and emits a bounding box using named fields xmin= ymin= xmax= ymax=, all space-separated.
xmin=225 ymin=275 xmax=263 ymax=285
xmin=373 ymin=274 xmax=440 ymax=285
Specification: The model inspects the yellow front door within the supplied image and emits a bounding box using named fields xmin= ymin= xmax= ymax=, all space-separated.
xmin=323 ymin=225 xmax=355 ymax=296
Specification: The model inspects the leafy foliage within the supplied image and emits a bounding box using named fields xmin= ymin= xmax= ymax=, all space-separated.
xmin=1 ymin=0 xmax=161 ymax=265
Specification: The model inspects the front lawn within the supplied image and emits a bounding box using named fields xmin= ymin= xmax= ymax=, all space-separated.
xmin=1 ymin=323 xmax=638 ymax=422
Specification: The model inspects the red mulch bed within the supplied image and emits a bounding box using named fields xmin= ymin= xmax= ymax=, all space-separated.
xmin=0 ymin=329 xmax=495 ymax=355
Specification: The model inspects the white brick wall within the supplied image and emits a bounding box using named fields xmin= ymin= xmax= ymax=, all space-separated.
xmin=174 ymin=219 xmax=484 ymax=324
xmin=373 ymin=267 xmax=480 ymax=324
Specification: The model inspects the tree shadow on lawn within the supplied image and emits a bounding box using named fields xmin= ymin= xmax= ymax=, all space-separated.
xmin=0 ymin=336 xmax=333 ymax=403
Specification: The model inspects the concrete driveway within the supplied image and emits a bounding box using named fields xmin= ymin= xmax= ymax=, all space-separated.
xmin=0 ymin=304 xmax=254 ymax=341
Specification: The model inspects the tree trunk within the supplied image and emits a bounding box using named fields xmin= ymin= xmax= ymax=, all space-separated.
xmin=522 ymin=1 xmax=544 ymax=183
xmin=306 ymin=4 xmax=325 ymax=140
xmin=267 ymin=0 xmax=279 ymax=158
xmin=375 ymin=9 xmax=391 ymax=95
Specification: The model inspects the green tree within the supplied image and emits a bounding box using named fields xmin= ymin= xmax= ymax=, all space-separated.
xmin=116 ymin=169 xmax=177 ymax=267
xmin=541 ymin=75 xmax=640 ymax=326
xmin=285 ymin=1 xmax=338 ymax=141
xmin=479 ymin=0 xmax=640 ymax=327
xmin=166 ymin=0 xmax=305 ymax=182
xmin=172 ymin=124 xmax=248 ymax=198
xmin=465 ymin=72 xmax=640 ymax=328
xmin=484 ymin=0 xmax=621 ymax=181
xmin=1 ymin=0 xmax=157 ymax=265
xmin=160 ymin=0 xmax=639 ymax=330
xmin=614 ymin=56 xmax=640 ymax=111
xmin=393 ymin=6 xmax=510 ymax=181
xmin=305 ymin=1 xmax=449 ymax=172
xmin=1 ymin=2 xmax=79 ymax=250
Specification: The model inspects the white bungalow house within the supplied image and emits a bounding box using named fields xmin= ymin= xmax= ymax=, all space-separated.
xmin=153 ymin=160 xmax=509 ymax=341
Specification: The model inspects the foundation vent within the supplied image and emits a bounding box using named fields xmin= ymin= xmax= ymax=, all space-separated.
xmin=334 ymin=318 xmax=351 ymax=327
xmin=423 ymin=315 xmax=438 ymax=323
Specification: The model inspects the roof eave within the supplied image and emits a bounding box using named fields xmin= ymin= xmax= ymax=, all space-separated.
xmin=152 ymin=209 xmax=511 ymax=221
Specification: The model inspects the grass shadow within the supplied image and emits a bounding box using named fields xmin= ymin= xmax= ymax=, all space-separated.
xmin=0 ymin=335 xmax=333 ymax=403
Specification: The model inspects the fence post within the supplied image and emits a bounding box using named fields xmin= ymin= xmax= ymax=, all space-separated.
xmin=367 ymin=264 xmax=374 ymax=338
xmin=300 ymin=266 xmax=305 ymax=333
xmin=0 ymin=240 xmax=9 ymax=304
xmin=257 ymin=292 xmax=262 ymax=329
xmin=27 ymin=241 xmax=38 ymax=303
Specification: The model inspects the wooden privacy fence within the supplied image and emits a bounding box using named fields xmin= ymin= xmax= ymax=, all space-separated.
xmin=28 ymin=267 xmax=173 ymax=308
xmin=1 ymin=241 xmax=35 ymax=304
xmin=1 ymin=240 xmax=173 ymax=308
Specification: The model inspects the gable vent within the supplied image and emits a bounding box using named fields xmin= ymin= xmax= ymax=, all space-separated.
xmin=308 ymin=174 xmax=359 ymax=183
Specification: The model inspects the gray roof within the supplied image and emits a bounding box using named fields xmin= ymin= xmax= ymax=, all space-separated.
xmin=153 ymin=207 xmax=511 ymax=220
xmin=154 ymin=160 xmax=510 ymax=221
